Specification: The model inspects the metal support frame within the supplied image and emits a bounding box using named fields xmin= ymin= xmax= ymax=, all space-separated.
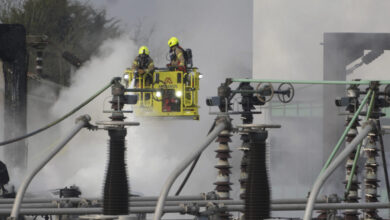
xmin=9 ymin=115 xmax=91 ymax=219
xmin=303 ymin=120 xmax=376 ymax=220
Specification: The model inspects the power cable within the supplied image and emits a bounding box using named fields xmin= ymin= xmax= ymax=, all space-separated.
xmin=174 ymin=121 xmax=216 ymax=196
xmin=0 ymin=81 xmax=113 ymax=146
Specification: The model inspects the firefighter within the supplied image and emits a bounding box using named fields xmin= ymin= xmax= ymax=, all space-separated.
xmin=132 ymin=46 xmax=154 ymax=88
xmin=167 ymin=37 xmax=186 ymax=71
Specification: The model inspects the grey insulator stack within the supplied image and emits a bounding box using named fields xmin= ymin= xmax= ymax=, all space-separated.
xmin=103 ymin=82 xmax=129 ymax=215
xmin=244 ymin=130 xmax=270 ymax=220
xmin=238 ymin=82 xmax=256 ymax=201
xmin=214 ymin=127 xmax=232 ymax=220
xmin=343 ymin=117 xmax=361 ymax=220
xmin=364 ymin=133 xmax=380 ymax=220
xmin=239 ymin=128 xmax=250 ymax=200
xmin=103 ymin=128 xmax=128 ymax=215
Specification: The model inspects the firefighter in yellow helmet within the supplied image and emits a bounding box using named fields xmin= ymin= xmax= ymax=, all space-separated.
xmin=167 ymin=37 xmax=186 ymax=71
xmin=132 ymin=46 xmax=154 ymax=87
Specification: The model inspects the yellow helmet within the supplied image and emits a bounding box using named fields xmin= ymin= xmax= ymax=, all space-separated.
xmin=168 ymin=37 xmax=179 ymax=47
xmin=138 ymin=46 xmax=150 ymax=55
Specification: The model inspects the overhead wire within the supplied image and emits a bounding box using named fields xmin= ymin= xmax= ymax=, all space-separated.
xmin=174 ymin=121 xmax=217 ymax=196
xmin=0 ymin=81 xmax=114 ymax=146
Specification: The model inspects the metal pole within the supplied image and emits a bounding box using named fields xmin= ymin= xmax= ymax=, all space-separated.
xmin=303 ymin=120 xmax=376 ymax=220
xmin=230 ymin=78 xmax=390 ymax=85
xmin=153 ymin=118 xmax=229 ymax=220
xmin=9 ymin=115 xmax=91 ymax=220
xmin=273 ymin=203 xmax=390 ymax=211
xmin=0 ymin=195 xmax=208 ymax=204
xmin=130 ymin=199 xmax=327 ymax=207
xmin=125 ymin=88 xmax=159 ymax=92
xmin=3 ymin=207 xmax=185 ymax=215
xmin=202 ymin=203 xmax=390 ymax=211
xmin=0 ymin=204 xmax=57 ymax=208
xmin=0 ymin=197 xmax=326 ymax=205
xmin=0 ymin=198 xmax=94 ymax=204
xmin=3 ymin=203 xmax=390 ymax=215
xmin=0 ymin=198 xmax=329 ymax=208
xmin=133 ymin=195 xmax=206 ymax=201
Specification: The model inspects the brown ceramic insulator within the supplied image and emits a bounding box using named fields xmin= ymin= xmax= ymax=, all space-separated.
xmin=344 ymin=120 xmax=361 ymax=219
xmin=215 ymin=152 xmax=231 ymax=160
xmin=214 ymin=129 xmax=232 ymax=219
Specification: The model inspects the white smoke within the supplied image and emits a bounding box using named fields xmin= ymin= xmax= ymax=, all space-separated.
xmin=25 ymin=33 xmax=232 ymax=200
xmin=3 ymin=2 xmax=252 ymax=220
xmin=27 ymin=34 xmax=138 ymax=196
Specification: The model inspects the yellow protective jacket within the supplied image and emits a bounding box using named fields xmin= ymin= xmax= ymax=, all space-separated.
xmin=131 ymin=55 xmax=155 ymax=74
xmin=169 ymin=46 xmax=185 ymax=68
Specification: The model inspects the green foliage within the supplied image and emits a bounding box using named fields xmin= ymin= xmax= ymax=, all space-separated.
xmin=0 ymin=0 xmax=122 ymax=85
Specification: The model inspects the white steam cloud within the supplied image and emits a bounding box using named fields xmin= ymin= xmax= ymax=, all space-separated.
xmin=27 ymin=35 xmax=137 ymax=196
xmin=26 ymin=34 xmax=236 ymax=200
xmin=3 ymin=3 xmax=252 ymax=220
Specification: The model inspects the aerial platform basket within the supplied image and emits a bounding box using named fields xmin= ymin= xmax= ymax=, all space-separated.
xmin=124 ymin=67 xmax=200 ymax=120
